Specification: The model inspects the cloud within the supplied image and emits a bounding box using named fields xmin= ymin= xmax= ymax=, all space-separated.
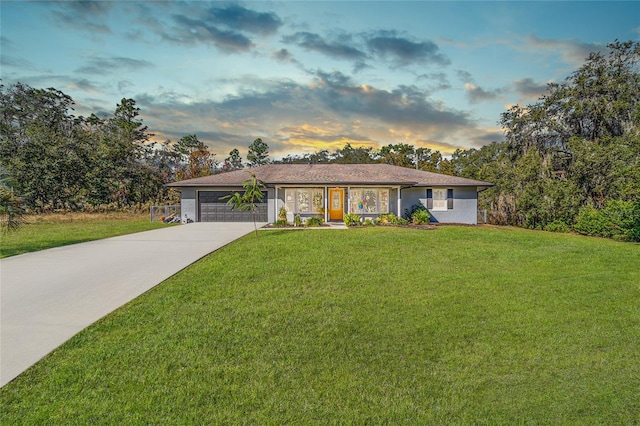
xmin=283 ymin=32 xmax=368 ymax=61
xmin=456 ymin=70 xmax=474 ymax=83
xmin=148 ymin=4 xmax=282 ymax=52
xmin=165 ymin=14 xmax=254 ymax=52
xmin=523 ymin=35 xmax=606 ymax=66
xmin=513 ymin=78 xmax=548 ymax=99
xmin=0 ymin=55 xmax=34 ymax=69
xmin=206 ymin=4 xmax=282 ymax=35
xmin=67 ymin=78 xmax=104 ymax=94
xmin=416 ymin=72 xmax=451 ymax=91
xmin=283 ymin=30 xmax=449 ymax=71
xmin=365 ymin=30 xmax=450 ymax=67
xmin=126 ymin=70 xmax=481 ymax=159
xmin=272 ymin=48 xmax=303 ymax=68
xmin=313 ymin=70 xmax=472 ymax=129
xmin=464 ymin=83 xmax=503 ymax=104
xmin=49 ymin=1 xmax=112 ymax=34
xmin=75 ymin=57 xmax=154 ymax=75
xmin=457 ymin=70 xmax=504 ymax=104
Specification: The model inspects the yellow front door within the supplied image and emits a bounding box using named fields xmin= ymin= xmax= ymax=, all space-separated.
xmin=329 ymin=188 xmax=344 ymax=221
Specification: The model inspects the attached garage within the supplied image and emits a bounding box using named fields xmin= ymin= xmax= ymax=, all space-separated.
xmin=198 ymin=191 xmax=268 ymax=222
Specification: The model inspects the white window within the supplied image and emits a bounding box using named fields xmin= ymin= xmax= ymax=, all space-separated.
xmin=349 ymin=188 xmax=389 ymax=214
xmin=433 ymin=188 xmax=447 ymax=211
xmin=284 ymin=188 xmax=324 ymax=214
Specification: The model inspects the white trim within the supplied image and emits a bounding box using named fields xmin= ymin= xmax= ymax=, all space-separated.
xmin=432 ymin=188 xmax=447 ymax=211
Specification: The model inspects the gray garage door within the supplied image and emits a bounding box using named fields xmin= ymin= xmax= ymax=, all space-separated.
xmin=198 ymin=191 xmax=268 ymax=222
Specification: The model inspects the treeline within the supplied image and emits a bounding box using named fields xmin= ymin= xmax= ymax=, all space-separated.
xmin=1 ymin=41 xmax=638 ymax=239
xmin=0 ymin=83 xmax=265 ymax=211
xmin=455 ymin=40 xmax=640 ymax=240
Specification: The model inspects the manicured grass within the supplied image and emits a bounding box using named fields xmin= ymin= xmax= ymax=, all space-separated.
xmin=1 ymin=227 xmax=639 ymax=423
xmin=0 ymin=213 xmax=170 ymax=258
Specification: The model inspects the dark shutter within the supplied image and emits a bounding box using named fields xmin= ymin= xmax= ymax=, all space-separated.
xmin=447 ymin=189 xmax=453 ymax=209
xmin=426 ymin=189 xmax=433 ymax=209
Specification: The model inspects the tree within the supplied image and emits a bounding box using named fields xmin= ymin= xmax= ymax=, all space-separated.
xmin=222 ymin=173 xmax=266 ymax=235
xmin=0 ymin=170 xmax=26 ymax=232
xmin=247 ymin=138 xmax=270 ymax=167
xmin=487 ymin=40 xmax=640 ymax=230
xmin=379 ymin=143 xmax=416 ymax=168
xmin=222 ymin=148 xmax=243 ymax=172
xmin=0 ymin=83 xmax=92 ymax=210
xmin=334 ymin=143 xmax=376 ymax=164
xmin=174 ymin=135 xmax=216 ymax=180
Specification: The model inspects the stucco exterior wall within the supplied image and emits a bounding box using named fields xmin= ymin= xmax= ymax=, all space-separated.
xmin=181 ymin=185 xmax=478 ymax=224
xmin=180 ymin=188 xmax=197 ymax=223
xmin=402 ymin=187 xmax=478 ymax=224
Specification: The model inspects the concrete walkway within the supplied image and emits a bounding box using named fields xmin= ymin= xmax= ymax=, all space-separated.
xmin=0 ymin=222 xmax=263 ymax=387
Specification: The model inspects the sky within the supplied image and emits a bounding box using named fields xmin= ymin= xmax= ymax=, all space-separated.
xmin=1 ymin=1 xmax=639 ymax=160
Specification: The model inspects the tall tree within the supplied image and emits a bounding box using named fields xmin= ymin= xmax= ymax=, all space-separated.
xmin=379 ymin=143 xmax=416 ymax=168
xmin=333 ymin=143 xmax=376 ymax=164
xmin=0 ymin=83 xmax=93 ymax=210
xmin=246 ymin=138 xmax=270 ymax=167
xmin=222 ymin=148 xmax=243 ymax=172
xmin=174 ymin=134 xmax=217 ymax=180
xmin=0 ymin=168 xmax=27 ymax=232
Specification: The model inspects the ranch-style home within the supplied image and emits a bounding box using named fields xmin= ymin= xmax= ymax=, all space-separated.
xmin=168 ymin=164 xmax=493 ymax=225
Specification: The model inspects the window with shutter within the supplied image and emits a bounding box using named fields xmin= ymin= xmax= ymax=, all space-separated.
xmin=426 ymin=189 xmax=433 ymax=209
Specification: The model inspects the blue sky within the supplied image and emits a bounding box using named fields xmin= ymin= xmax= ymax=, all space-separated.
xmin=1 ymin=1 xmax=638 ymax=160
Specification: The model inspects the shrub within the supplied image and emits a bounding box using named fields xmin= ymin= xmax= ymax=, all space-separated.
xmin=404 ymin=203 xmax=428 ymax=220
xmin=305 ymin=216 xmax=324 ymax=227
xmin=363 ymin=218 xmax=375 ymax=226
xmin=573 ymin=200 xmax=640 ymax=241
xmin=411 ymin=208 xmax=431 ymax=225
xmin=544 ymin=220 xmax=571 ymax=233
xmin=278 ymin=207 xmax=288 ymax=221
xmin=293 ymin=214 xmax=302 ymax=227
xmin=273 ymin=219 xmax=289 ymax=227
xmin=376 ymin=212 xmax=408 ymax=226
xmin=343 ymin=213 xmax=361 ymax=226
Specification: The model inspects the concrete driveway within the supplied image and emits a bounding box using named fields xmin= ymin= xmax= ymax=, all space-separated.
xmin=0 ymin=222 xmax=263 ymax=387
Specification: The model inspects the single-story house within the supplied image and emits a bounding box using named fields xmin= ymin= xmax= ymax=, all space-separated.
xmin=167 ymin=164 xmax=493 ymax=225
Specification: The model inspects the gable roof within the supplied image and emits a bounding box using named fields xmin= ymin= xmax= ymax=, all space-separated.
xmin=167 ymin=164 xmax=493 ymax=188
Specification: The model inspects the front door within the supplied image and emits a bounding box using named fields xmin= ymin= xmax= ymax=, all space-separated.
xmin=329 ymin=188 xmax=344 ymax=221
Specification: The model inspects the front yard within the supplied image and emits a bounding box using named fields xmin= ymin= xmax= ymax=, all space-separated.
xmin=0 ymin=213 xmax=169 ymax=258
xmin=1 ymin=226 xmax=638 ymax=423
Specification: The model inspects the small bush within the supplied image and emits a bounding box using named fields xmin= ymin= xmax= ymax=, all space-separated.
xmin=305 ymin=216 xmax=324 ymax=227
xmin=411 ymin=209 xmax=431 ymax=225
xmin=343 ymin=213 xmax=361 ymax=226
xmin=293 ymin=214 xmax=302 ymax=227
xmin=404 ymin=203 xmax=428 ymax=221
xmin=278 ymin=207 xmax=288 ymax=221
xmin=544 ymin=220 xmax=571 ymax=233
xmin=273 ymin=219 xmax=289 ymax=227
xmin=363 ymin=218 xmax=375 ymax=226
xmin=377 ymin=212 xmax=408 ymax=226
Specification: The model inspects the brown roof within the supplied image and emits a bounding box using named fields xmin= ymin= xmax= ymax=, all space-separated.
xmin=167 ymin=164 xmax=493 ymax=188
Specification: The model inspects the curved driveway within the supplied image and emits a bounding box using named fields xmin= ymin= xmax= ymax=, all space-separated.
xmin=0 ymin=222 xmax=262 ymax=387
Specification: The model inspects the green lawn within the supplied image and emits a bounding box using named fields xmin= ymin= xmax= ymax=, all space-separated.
xmin=1 ymin=226 xmax=639 ymax=423
xmin=0 ymin=213 xmax=170 ymax=258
